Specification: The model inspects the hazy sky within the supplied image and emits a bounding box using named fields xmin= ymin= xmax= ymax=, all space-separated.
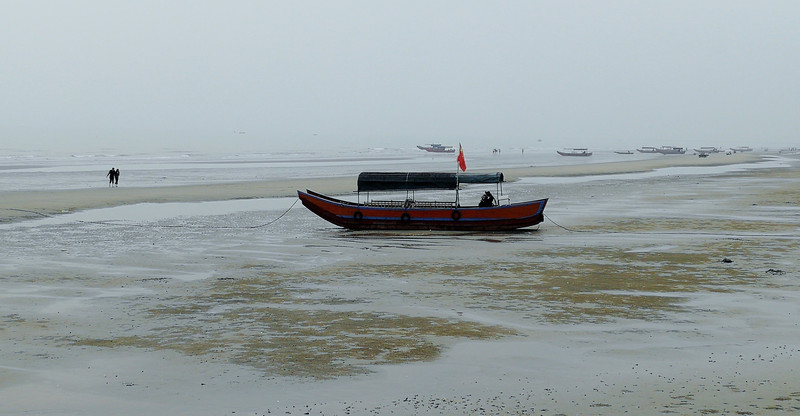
xmin=2 ymin=1 xmax=799 ymax=154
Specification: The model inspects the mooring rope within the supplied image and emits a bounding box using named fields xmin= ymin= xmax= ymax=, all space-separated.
xmin=544 ymin=213 xmax=799 ymax=239
xmin=4 ymin=203 xmax=796 ymax=238
xmin=544 ymin=213 xmax=593 ymax=233
xmin=1 ymin=198 xmax=300 ymax=230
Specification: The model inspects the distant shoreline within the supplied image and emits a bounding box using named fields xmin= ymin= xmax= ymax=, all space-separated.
xmin=500 ymin=152 xmax=761 ymax=180
xmin=0 ymin=153 xmax=764 ymax=223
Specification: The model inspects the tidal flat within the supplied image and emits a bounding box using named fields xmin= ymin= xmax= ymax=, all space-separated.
xmin=1 ymin=154 xmax=799 ymax=415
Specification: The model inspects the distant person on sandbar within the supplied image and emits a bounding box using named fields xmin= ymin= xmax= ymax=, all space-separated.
xmin=106 ymin=168 xmax=116 ymax=187
xmin=479 ymin=191 xmax=495 ymax=207
xmin=114 ymin=168 xmax=120 ymax=186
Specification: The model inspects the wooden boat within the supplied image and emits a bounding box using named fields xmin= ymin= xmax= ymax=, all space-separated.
xmin=655 ymin=146 xmax=686 ymax=154
xmin=614 ymin=150 xmax=634 ymax=155
xmin=557 ymin=148 xmax=592 ymax=156
xmin=637 ymin=146 xmax=659 ymax=153
xmin=693 ymin=146 xmax=721 ymax=154
xmin=417 ymin=143 xmax=456 ymax=153
xmin=730 ymin=146 xmax=753 ymax=153
xmin=298 ymin=172 xmax=548 ymax=231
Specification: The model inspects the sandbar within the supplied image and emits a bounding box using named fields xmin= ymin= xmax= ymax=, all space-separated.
xmin=0 ymin=153 xmax=762 ymax=223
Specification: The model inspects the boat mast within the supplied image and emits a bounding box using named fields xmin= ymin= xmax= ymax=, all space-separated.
xmin=455 ymin=143 xmax=467 ymax=207
xmin=455 ymin=158 xmax=461 ymax=207
xmin=455 ymin=174 xmax=460 ymax=207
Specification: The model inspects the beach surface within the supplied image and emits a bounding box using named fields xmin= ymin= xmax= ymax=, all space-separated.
xmin=0 ymin=152 xmax=760 ymax=223
xmin=1 ymin=151 xmax=799 ymax=415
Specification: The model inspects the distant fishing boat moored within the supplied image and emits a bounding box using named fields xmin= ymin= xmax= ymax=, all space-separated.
xmin=655 ymin=146 xmax=686 ymax=154
xmin=557 ymin=148 xmax=592 ymax=157
xmin=637 ymin=146 xmax=659 ymax=153
xmin=417 ymin=143 xmax=456 ymax=153
xmin=730 ymin=146 xmax=753 ymax=153
xmin=693 ymin=147 xmax=721 ymax=154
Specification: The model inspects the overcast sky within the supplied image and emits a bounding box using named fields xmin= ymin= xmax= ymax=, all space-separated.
xmin=2 ymin=1 xmax=798 ymax=154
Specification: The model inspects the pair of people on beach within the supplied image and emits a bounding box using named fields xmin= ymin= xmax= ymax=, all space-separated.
xmin=106 ymin=168 xmax=120 ymax=187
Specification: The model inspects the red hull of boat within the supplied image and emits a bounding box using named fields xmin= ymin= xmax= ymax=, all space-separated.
xmin=298 ymin=190 xmax=547 ymax=231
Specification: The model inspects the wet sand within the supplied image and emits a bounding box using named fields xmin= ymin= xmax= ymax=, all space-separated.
xmin=1 ymin=152 xmax=799 ymax=415
xmin=0 ymin=152 xmax=759 ymax=223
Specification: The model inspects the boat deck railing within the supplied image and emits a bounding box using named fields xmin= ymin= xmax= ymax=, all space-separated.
xmin=367 ymin=200 xmax=457 ymax=209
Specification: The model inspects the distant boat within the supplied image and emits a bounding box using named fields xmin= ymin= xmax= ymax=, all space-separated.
xmin=730 ymin=146 xmax=753 ymax=153
xmin=614 ymin=150 xmax=634 ymax=155
xmin=693 ymin=146 xmax=721 ymax=154
xmin=637 ymin=146 xmax=659 ymax=153
xmin=417 ymin=143 xmax=456 ymax=153
xmin=298 ymin=172 xmax=548 ymax=231
xmin=557 ymin=148 xmax=592 ymax=156
xmin=655 ymin=146 xmax=686 ymax=154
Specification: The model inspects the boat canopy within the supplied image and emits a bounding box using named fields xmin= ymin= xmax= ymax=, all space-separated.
xmin=357 ymin=172 xmax=504 ymax=192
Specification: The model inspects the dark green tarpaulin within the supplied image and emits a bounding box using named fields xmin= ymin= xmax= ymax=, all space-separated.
xmin=357 ymin=172 xmax=503 ymax=192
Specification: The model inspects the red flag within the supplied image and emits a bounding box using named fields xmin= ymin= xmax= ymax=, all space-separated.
xmin=456 ymin=143 xmax=466 ymax=172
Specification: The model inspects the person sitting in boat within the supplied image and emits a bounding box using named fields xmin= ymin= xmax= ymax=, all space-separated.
xmin=479 ymin=191 xmax=495 ymax=207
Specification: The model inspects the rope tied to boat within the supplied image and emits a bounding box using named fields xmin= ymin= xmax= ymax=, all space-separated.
xmin=1 ymin=198 xmax=299 ymax=229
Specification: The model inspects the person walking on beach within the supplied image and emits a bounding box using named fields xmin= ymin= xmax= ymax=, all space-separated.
xmin=114 ymin=168 xmax=120 ymax=186
xmin=106 ymin=168 xmax=116 ymax=187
